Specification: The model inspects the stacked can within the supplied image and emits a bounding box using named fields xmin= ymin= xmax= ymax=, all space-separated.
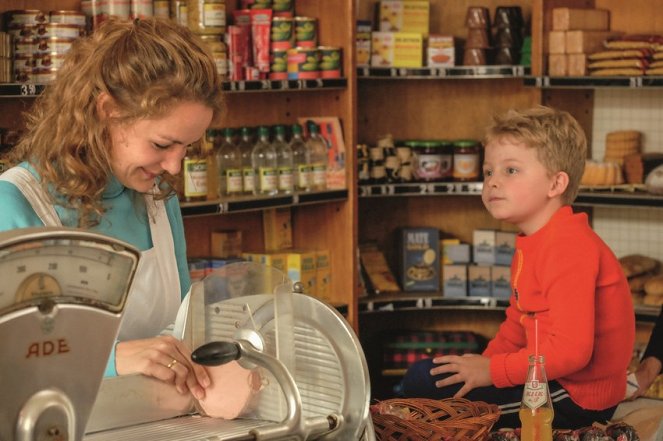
xmin=7 ymin=9 xmax=86 ymax=83
xmin=269 ymin=16 xmax=293 ymax=79
xmin=0 ymin=33 xmax=11 ymax=83
xmin=286 ymin=17 xmax=317 ymax=80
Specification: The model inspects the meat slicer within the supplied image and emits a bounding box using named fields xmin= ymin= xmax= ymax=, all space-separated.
xmin=0 ymin=227 xmax=140 ymax=441
xmin=2 ymin=228 xmax=374 ymax=440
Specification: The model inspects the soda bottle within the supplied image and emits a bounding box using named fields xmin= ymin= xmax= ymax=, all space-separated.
xmin=273 ymin=125 xmax=294 ymax=194
xmin=238 ymin=127 xmax=256 ymax=195
xmin=290 ymin=123 xmax=311 ymax=192
xmin=216 ymin=128 xmax=243 ymax=197
xmin=252 ymin=126 xmax=278 ymax=196
xmin=519 ymin=355 xmax=554 ymax=441
xmin=306 ymin=122 xmax=328 ymax=190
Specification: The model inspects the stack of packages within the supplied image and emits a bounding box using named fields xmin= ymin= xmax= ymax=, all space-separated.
xmin=547 ymin=7 xmax=615 ymax=76
xmin=581 ymin=130 xmax=641 ymax=187
xmin=588 ymin=35 xmax=663 ymax=76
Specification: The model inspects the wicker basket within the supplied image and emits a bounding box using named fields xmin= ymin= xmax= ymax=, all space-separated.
xmin=371 ymin=398 xmax=500 ymax=441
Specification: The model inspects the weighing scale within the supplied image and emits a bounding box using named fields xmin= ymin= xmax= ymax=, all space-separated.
xmin=1 ymin=227 xmax=374 ymax=440
xmin=0 ymin=227 xmax=141 ymax=441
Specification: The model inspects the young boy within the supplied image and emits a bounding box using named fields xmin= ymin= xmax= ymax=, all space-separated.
xmin=401 ymin=106 xmax=635 ymax=429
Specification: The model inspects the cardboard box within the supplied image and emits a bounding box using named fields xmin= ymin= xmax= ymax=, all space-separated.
xmin=211 ymin=230 xmax=243 ymax=258
xmin=263 ymin=207 xmax=292 ymax=251
xmin=378 ymin=0 xmax=430 ymax=36
xmin=566 ymin=30 xmax=621 ymax=54
xmin=442 ymin=264 xmax=467 ymax=298
xmin=371 ymin=31 xmax=424 ymax=68
xmin=468 ymin=265 xmax=491 ymax=297
xmin=427 ymin=34 xmax=455 ymax=67
xmin=360 ymin=245 xmax=401 ymax=293
xmin=286 ymin=250 xmax=317 ymax=295
xmin=547 ymin=31 xmax=566 ymax=54
xmin=399 ymin=227 xmax=440 ymax=292
xmin=315 ymin=250 xmax=332 ymax=302
xmin=444 ymin=243 xmax=471 ymax=264
xmin=357 ymin=20 xmax=372 ymax=67
xmin=552 ymin=8 xmax=609 ymax=31
xmin=491 ymin=265 xmax=511 ymax=299
xmin=548 ymin=53 xmax=568 ymax=76
xmin=568 ymin=53 xmax=588 ymax=76
xmin=473 ymin=230 xmax=496 ymax=265
xmin=495 ymin=231 xmax=517 ymax=266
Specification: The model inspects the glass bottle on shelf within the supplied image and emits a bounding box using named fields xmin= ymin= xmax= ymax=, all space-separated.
xmin=251 ymin=126 xmax=278 ymax=196
xmin=238 ymin=126 xmax=256 ymax=195
xmin=519 ymin=355 xmax=554 ymax=441
xmin=182 ymin=141 xmax=208 ymax=202
xmin=290 ymin=123 xmax=311 ymax=192
xmin=306 ymin=122 xmax=328 ymax=191
xmin=216 ymin=127 xmax=243 ymax=197
xmin=273 ymin=124 xmax=294 ymax=194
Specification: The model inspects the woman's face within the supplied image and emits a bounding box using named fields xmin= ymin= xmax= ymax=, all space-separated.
xmin=108 ymin=100 xmax=213 ymax=193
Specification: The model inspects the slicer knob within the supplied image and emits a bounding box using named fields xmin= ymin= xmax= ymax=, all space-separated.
xmin=191 ymin=341 xmax=240 ymax=366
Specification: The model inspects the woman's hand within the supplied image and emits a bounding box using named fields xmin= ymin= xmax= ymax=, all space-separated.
xmin=632 ymin=356 xmax=662 ymax=399
xmin=429 ymin=353 xmax=493 ymax=398
xmin=115 ymin=335 xmax=211 ymax=400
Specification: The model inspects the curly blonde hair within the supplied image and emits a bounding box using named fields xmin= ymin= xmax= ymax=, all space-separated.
xmin=484 ymin=106 xmax=587 ymax=205
xmin=11 ymin=17 xmax=223 ymax=227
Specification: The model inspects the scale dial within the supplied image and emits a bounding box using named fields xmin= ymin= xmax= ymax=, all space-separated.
xmin=0 ymin=229 xmax=140 ymax=315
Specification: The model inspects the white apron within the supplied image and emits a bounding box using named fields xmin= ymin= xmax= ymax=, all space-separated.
xmin=0 ymin=167 xmax=181 ymax=340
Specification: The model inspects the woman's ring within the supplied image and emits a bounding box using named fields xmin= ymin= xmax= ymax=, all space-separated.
xmin=167 ymin=359 xmax=178 ymax=369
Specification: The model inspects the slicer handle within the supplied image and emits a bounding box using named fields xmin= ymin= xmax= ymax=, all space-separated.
xmin=191 ymin=341 xmax=240 ymax=366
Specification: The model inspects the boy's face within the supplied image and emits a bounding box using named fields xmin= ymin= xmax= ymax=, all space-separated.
xmin=482 ymin=136 xmax=562 ymax=235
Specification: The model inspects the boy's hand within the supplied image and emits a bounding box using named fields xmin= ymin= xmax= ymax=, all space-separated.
xmin=429 ymin=354 xmax=492 ymax=398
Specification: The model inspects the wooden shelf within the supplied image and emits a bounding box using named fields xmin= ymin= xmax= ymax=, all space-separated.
xmin=524 ymin=76 xmax=663 ymax=89
xmin=180 ymin=189 xmax=348 ymax=216
xmin=358 ymin=65 xmax=529 ymax=80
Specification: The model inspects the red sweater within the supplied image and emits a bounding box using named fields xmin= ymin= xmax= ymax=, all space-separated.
xmin=483 ymin=206 xmax=635 ymax=410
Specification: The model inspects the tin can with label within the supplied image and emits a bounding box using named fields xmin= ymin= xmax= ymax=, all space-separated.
xmin=13 ymin=55 xmax=34 ymax=83
xmin=32 ymin=67 xmax=59 ymax=84
xmin=35 ymin=37 xmax=76 ymax=55
xmin=7 ymin=24 xmax=38 ymax=39
xmin=36 ymin=23 xmax=85 ymax=39
xmin=14 ymin=38 xmax=36 ymax=57
xmin=287 ymin=46 xmax=318 ymax=80
xmin=50 ymin=10 xmax=87 ymax=26
xmin=272 ymin=0 xmax=294 ymax=17
xmin=187 ymin=0 xmax=226 ymax=35
xmin=318 ymin=46 xmax=342 ymax=78
xmin=294 ymin=17 xmax=317 ymax=48
xmin=271 ymin=17 xmax=293 ymax=51
xmin=34 ymin=52 xmax=67 ymax=69
xmin=269 ymin=49 xmax=288 ymax=80
xmin=5 ymin=10 xmax=48 ymax=26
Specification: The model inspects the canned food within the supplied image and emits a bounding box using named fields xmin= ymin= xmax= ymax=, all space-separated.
xmin=34 ymin=52 xmax=68 ymax=69
xmin=105 ymin=0 xmax=131 ymax=19
xmin=294 ymin=17 xmax=317 ymax=48
xmin=241 ymin=0 xmax=271 ymax=8
xmin=35 ymin=37 xmax=76 ymax=55
xmin=14 ymin=38 xmax=36 ymax=57
xmin=36 ymin=23 xmax=85 ymax=39
xmin=269 ymin=49 xmax=288 ymax=79
xmin=5 ymin=10 xmax=48 ymax=26
xmin=50 ymin=10 xmax=87 ymax=26
xmin=187 ymin=0 xmax=226 ymax=35
xmin=153 ymin=0 xmax=171 ymax=18
xmin=272 ymin=0 xmax=294 ymax=17
xmin=32 ymin=67 xmax=59 ymax=84
xmin=318 ymin=46 xmax=342 ymax=78
xmin=13 ymin=58 xmax=33 ymax=83
xmin=7 ymin=24 xmax=38 ymax=39
xmin=271 ymin=17 xmax=293 ymax=51
xmin=131 ymin=0 xmax=154 ymax=18
xmin=287 ymin=46 xmax=318 ymax=80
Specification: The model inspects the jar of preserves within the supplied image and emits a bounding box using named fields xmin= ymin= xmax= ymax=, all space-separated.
xmin=186 ymin=0 xmax=225 ymax=35
xmin=452 ymin=140 xmax=481 ymax=182
xmin=412 ymin=140 xmax=453 ymax=182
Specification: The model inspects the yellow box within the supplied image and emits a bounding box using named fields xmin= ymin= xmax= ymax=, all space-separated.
xmin=315 ymin=249 xmax=332 ymax=303
xmin=259 ymin=252 xmax=287 ymax=273
xmin=427 ymin=34 xmax=455 ymax=67
xmin=263 ymin=207 xmax=292 ymax=251
xmin=286 ymin=250 xmax=317 ymax=295
xmin=211 ymin=230 xmax=242 ymax=258
xmin=371 ymin=31 xmax=423 ymax=68
xmin=379 ymin=0 xmax=430 ymax=36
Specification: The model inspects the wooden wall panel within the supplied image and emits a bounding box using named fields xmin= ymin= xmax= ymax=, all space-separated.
xmin=542 ymin=88 xmax=594 ymax=154
xmin=357 ymin=79 xmax=540 ymax=144
xmin=183 ymin=211 xmax=264 ymax=258
xmin=595 ymin=0 xmax=663 ymax=34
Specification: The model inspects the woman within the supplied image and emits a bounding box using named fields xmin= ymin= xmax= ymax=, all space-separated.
xmin=0 ymin=17 xmax=223 ymax=400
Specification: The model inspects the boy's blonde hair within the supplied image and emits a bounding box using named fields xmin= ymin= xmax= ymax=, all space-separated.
xmin=12 ymin=18 xmax=223 ymax=227
xmin=485 ymin=106 xmax=587 ymax=204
